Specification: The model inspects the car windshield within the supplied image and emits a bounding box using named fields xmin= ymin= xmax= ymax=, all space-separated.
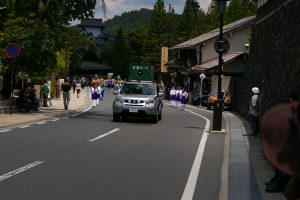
xmin=120 ymin=84 xmax=155 ymax=95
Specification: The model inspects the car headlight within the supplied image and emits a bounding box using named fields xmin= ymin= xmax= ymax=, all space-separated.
xmin=146 ymin=99 xmax=155 ymax=104
xmin=116 ymin=97 xmax=123 ymax=103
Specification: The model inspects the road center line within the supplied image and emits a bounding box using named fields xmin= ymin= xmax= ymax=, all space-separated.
xmin=88 ymin=128 xmax=120 ymax=142
xmin=0 ymin=161 xmax=44 ymax=182
xmin=181 ymin=110 xmax=211 ymax=200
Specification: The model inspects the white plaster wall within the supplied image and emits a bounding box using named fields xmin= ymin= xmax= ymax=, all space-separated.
xmin=200 ymin=26 xmax=252 ymax=63
xmin=85 ymin=27 xmax=102 ymax=37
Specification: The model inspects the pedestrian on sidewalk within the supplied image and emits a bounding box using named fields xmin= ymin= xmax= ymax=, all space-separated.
xmin=41 ymin=80 xmax=49 ymax=107
xmin=61 ymin=78 xmax=71 ymax=110
xmin=76 ymin=79 xmax=81 ymax=98
xmin=72 ymin=78 xmax=76 ymax=94
xmin=247 ymin=87 xmax=261 ymax=136
xmin=47 ymin=82 xmax=52 ymax=106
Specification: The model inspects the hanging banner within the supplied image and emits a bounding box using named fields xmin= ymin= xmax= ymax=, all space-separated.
xmin=160 ymin=47 xmax=168 ymax=73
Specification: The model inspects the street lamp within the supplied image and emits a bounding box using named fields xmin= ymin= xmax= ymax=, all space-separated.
xmin=199 ymin=73 xmax=205 ymax=107
xmin=212 ymin=0 xmax=229 ymax=131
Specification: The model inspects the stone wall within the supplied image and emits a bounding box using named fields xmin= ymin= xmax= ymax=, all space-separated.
xmin=234 ymin=0 xmax=300 ymax=116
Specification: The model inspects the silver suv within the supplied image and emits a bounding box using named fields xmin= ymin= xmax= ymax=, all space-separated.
xmin=112 ymin=81 xmax=163 ymax=123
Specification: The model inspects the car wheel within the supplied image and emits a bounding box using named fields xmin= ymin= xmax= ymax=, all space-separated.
xmin=113 ymin=113 xmax=120 ymax=122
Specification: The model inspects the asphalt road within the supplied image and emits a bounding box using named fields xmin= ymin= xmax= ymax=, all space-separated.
xmin=0 ymin=89 xmax=226 ymax=200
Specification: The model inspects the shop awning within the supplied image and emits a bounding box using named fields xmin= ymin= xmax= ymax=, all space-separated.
xmin=190 ymin=52 xmax=245 ymax=74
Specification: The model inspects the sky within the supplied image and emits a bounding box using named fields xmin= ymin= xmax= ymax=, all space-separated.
xmin=94 ymin=0 xmax=212 ymax=21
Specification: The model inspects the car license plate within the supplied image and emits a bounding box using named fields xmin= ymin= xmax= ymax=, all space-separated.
xmin=129 ymin=108 xmax=138 ymax=113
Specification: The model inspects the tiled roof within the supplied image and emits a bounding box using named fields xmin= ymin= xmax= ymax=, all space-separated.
xmin=79 ymin=19 xmax=104 ymax=27
xmin=81 ymin=61 xmax=112 ymax=70
xmin=170 ymin=15 xmax=256 ymax=50
xmin=191 ymin=52 xmax=245 ymax=73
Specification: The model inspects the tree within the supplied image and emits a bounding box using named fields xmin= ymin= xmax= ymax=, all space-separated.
xmin=165 ymin=4 xmax=179 ymax=47
xmin=225 ymin=0 xmax=256 ymax=24
xmin=101 ymin=28 xmax=132 ymax=78
xmin=179 ymin=0 xmax=203 ymax=41
xmin=205 ymin=0 xmax=219 ymax=31
xmin=13 ymin=0 xmax=97 ymax=25
xmin=0 ymin=0 xmax=100 ymax=77
xmin=127 ymin=27 xmax=148 ymax=64
xmin=143 ymin=0 xmax=170 ymax=69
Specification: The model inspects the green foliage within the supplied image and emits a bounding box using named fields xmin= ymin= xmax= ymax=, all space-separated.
xmin=179 ymin=0 xmax=202 ymax=41
xmin=30 ymin=76 xmax=44 ymax=85
xmin=206 ymin=0 xmax=219 ymax=31
xmin=101 ymin=28 xmax=132 ymax=78
xmin=0 ymin=16 xmax=57 ymax=74
xmin=0 ymin=0 xmax=99 ymax=78
xmin=225 ymin=0 xmax=256 ymax=24
xmin=143 ymin=0 xmax=170 ymax=70
xmin=103 ymin=8 xmax=152 ymax=36
xmin=127 ymin=27 xmax=148 ymax=64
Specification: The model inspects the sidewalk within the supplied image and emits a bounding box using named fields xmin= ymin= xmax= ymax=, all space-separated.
xmin=0 ymin=87 xmax=92 ymax=128
xmin=224 ymin=112 xmax=286 ymax=200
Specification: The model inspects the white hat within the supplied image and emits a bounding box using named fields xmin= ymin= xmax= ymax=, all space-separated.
xmin=252 ymin=87 xmax=259 ymax=94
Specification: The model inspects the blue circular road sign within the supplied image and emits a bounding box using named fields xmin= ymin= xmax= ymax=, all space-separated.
xmin=5 ymin=43 xmax=20 ymax=58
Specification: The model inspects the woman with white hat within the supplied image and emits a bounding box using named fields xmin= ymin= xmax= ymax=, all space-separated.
xmin=248 ymin=87 xmax=261 ymax=136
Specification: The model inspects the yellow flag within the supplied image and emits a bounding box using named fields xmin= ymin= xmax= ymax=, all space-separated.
xmin=161 ymin=47 xmax=168 ymax=73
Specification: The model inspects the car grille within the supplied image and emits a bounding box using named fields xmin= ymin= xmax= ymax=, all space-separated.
xmin=124 ymin=99 xmax=145 ymax=107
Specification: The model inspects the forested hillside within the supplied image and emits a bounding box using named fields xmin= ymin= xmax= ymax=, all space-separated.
xmin=103 ymin=8 xmax=153 ymax=36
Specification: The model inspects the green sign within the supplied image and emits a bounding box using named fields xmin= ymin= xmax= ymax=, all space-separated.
xmin=129 ymin=64 xmax=153 ymax=81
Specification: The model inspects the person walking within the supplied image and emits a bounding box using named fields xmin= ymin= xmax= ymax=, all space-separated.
xmin=170 ymin=86 xmax=175 ymax=107
xmin=247 ymin=87 xmax=261 ymax=136
xmin=61 ymin=78 xmax=71 ymax=110
xmin=180 ymin=89 xmax=188 ymax=111
xmin=41 ymin=80 xmax=49 ymax=107
xmin=91 ymin=83 xmax=100 ymax=107
xmin=76 ymin=80 xmax=81 ymax=98
xmin=175 ymin=87 xmax=181 ymax=108
xmin=72 ymin=78 xmax=76 ymax=94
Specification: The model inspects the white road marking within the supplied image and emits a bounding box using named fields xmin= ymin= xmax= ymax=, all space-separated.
xmin=88 ymin=128 xmax=120 ymax=142
xmin=0 ymin=161 xmax=44 ymax=182
xmin=19 ymin=125 xmax=30 ymax=129
xmin=72 ymin=105 xmax=93 ymax=117
xmin=0 ymin=129 xmax=11 ymax=133
xmin=51 ymin=118 xmax=60 ymax=122
xmin=36 ymin=121 xmax=46 ymax=125
xmin=181 ymin=110 xmax=211 ymax=200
